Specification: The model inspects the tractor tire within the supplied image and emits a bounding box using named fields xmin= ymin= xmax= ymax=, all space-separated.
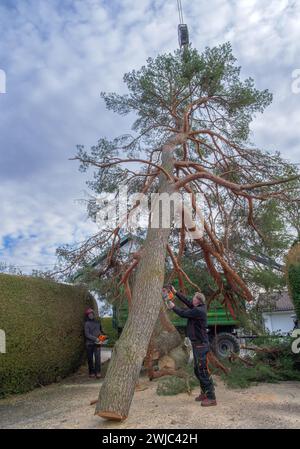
xmin=211 ymin=332 xmax=240 ymax=359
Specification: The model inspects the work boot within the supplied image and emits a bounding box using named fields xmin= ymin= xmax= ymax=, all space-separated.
xmin=201 ymin=398 xmax=217 ymax=407
xmin=195 ymin=392 xmax=207 ymax=402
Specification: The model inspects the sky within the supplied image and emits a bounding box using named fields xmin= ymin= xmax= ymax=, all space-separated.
xmin=0 ymin=0 xmax=299 ymax=273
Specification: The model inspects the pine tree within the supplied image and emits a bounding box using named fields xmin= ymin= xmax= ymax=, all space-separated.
xmin=57 ymin=44 xmax=299 ymax=420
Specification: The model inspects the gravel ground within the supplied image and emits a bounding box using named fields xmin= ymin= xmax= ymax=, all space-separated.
xmin=1 ymin=352 xmax=300 ymax=429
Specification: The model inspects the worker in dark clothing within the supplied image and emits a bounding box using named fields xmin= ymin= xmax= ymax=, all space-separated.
xmin=84 ymin=308 xmax=103 ymax=379
xmin=163 ymin=286 xmax=217 ymax=406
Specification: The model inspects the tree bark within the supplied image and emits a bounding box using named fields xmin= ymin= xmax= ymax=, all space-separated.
xmin=95 ymin=134 xmax=186 ymax=420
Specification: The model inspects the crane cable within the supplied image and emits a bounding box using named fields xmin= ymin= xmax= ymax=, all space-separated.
xmin=177 ymin=0 xmax=184 ymax=25
xmin=175 ymin=1 xmax=194 ymax=143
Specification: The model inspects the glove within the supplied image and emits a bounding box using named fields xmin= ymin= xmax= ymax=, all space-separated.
xmin=166 ymin=300 xmax=175 ymax=310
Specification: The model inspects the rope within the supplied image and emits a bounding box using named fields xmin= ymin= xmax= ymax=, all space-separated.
xmin=177 ymin=0 xmax=184 ymax=24
xmin=176 ymin=0 xmax=193 ymax=130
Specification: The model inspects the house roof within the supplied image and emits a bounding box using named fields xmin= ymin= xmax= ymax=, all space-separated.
xmin=258 ymin=291 xmax=295 ymax=312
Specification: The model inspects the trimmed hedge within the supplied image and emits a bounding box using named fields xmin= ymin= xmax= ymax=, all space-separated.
xmin=0 ymin=274 xmax=95 ymax=397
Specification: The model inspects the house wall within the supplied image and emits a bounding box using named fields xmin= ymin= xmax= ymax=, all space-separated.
xmin=262 ymin=311 xmax=295 ymax=334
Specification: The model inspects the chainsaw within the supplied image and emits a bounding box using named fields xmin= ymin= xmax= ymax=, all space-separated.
xmin=162 ymin=285 xmax=175 ymax=308
xmin=95 ymin=334 xmax=109 ymax=345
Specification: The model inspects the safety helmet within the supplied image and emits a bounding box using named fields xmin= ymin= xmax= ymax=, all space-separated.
xmin=85 ymin=308 xmax=94 ymax=316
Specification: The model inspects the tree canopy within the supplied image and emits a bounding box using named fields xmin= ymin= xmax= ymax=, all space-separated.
xmin=54 ymin=42 xmax=300 ymax=421
xmin=58 ymin=43 xmax=299 ymax=316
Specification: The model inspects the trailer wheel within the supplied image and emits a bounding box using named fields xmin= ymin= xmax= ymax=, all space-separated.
xmin=211 ymin=333 xmax=240 ymax=358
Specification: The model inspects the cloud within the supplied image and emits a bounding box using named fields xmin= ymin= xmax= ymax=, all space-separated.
xmin=0 ymin=172 xmax=98 ymax=269
xmin=0 ymin=0 xmax=299 ymax=272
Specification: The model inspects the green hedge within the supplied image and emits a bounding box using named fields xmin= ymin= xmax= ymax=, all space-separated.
xmin=0 ymin=274 xmax=95 ymax=397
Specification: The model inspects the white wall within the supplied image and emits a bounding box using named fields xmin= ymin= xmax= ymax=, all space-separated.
xmin=263 ymin=311 xmax=295 ymax=334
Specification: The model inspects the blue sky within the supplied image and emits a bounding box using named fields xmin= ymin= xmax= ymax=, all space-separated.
xmin=0 ymin=0 xmax=299 ymax=272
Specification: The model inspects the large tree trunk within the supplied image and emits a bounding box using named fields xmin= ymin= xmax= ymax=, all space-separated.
xmin=95 ymin=134 xmax=185 ymax=421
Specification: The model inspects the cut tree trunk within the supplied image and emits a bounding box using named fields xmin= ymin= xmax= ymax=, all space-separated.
xmin=145 ymin=308 xmax=188 ymax=379
xmin=150 ymin=309 xmax=183 ymax=359
xmin=95 ymin=133 xmax=186 ymax=421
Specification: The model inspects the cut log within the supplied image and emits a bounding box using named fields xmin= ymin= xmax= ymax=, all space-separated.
xmin=241 ymin=345 xmax=282 ymax=354
xmin=96 ymin=411 xmax=127 ymax=422
xmin=158 ymin=355 xmax=176 ymax=371
xmin=229 ymin=351 xmax=254 ymax=367
xmin=169 ymin=345 xmax=189 ymax=369
xmin=145 ymin=309 xmax=187 ymax=379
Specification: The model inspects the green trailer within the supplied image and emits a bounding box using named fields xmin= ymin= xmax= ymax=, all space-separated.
xmin=112 ymin=298 xmax=241 ymax=358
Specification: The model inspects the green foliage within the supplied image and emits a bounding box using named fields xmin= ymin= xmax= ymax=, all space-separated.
xmin=221 ymin=339 xmax=300 ymax=389
xmin=254 ymin=200 xmax=291 ymax=254
xmin=227 ymin=198 xmax=292 ymax=293
xmin=249 ymin=268 xmax=286 ymax=292
xmin=156 ymin=376 xmax=192 ymax=396
xmin=156 ymin=365 xmax=199 ymax=396
xmin=72 ymin=42 xmax=274 ymax=205
xmin=101 ymin=317 xmax=118 ymax=347
xmin=157 ymin=339 xmax=300 ymax=395
xmin=58 ymin=42 xmax=298 ymax=320
xmin=101 ymin=43 xmax=271 ymax=143
xmin=222 ymin=361 xmax=283 ymax=388
xmin=0 ymin=274 xmax=95 ymax=398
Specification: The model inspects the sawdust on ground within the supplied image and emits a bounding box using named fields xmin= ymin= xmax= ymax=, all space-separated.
xmin=1 ymin=366 xmax=300 ymax=429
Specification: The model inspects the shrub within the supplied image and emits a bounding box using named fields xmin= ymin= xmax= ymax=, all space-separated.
xmin=0 ymin=274 xmax=95 ymax=397
xmin=156 ymin=365 xmax=199 ymax=396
